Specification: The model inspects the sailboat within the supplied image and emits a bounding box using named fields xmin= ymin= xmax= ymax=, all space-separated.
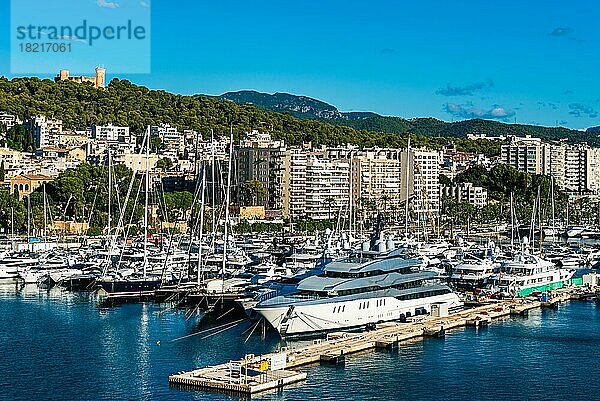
xmin=96 ymin=128 xmax=164 ymax=297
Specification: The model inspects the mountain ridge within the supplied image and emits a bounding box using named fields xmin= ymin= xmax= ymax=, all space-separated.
xmin=217 ymin=90 xmax=596 ymax=142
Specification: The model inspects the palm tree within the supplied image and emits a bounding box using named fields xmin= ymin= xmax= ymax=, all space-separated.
xmin=380 ymin=194 xmax=391 ymax=215
xmin=324 ymin=196 xmax=336 ymax=221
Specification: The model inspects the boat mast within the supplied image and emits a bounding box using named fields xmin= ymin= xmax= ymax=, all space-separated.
xmin=348 ymin=151 xmax=353 ymax=242
xmin=510 ymin=192 xmax=514 ymax=251
xmin=143 ymin=127 xmax=149 ymax=280
xmin=404 ymin=136 xmax=411 ymax=235
xmin=551 ymin=176 xmax=556 ymax=242
xmin=221 ymin=127 xmax=234 ymax=282
xmin=211 ymin=129 xmax=216 ymax=240
xmin=43 ymin=183 xmax=47 ymax=242
xmin=27 ymin=195 xmax=30 ymax=239
xmin=108 ymin=148 xmax=112 ymax=236
xmin=10 ymin=206 xmax=14 ymax=245
xmin=537 ymin=186 xmax=542 ymax=255
xmin=197 ymin=163 xmax=206 ymax=285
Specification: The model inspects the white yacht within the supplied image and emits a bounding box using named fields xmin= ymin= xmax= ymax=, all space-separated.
xmin=449 ymin=258 xmax=498 ymax=290
xmin=0 ymin=266 xmax=20 ymax=284
xmin=487 ymin=252 xmax=576 ymax=297
xmin=254 ymin=243 xmax=462 ymax=337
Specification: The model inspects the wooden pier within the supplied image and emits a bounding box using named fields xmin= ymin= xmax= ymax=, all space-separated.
xmin=169 ymin=287 xmax=594 ymax=396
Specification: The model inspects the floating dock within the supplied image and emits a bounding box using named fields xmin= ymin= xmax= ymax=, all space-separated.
xmin=169 ymin=287 xmax=593 ymax=396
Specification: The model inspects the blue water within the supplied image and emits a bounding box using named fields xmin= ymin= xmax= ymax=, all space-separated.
xmin=1 ymin=284 xmax=599 ymax=401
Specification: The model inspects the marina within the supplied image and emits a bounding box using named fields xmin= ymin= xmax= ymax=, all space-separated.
xmin=168 ymin=286 xmax=591 ymax=396
xmin=2 ymin=283 xmax=599 ymax=401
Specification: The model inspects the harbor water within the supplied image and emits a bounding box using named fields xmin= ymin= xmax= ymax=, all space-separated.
xmin=1 ymin=285 xmax=599 ymax=401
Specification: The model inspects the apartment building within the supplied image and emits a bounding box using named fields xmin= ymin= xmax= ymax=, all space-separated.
xmin=237 ymin=131 xmax=286 ymax=210
xmin=0 ymin=112 xmax=22 ymax=131
xmin=351 ymin=150 xmax=402 ymax=214
xmin=281 ymin=148 xmax=307 ymax=219
xmin=441 ymin=182 xmax=488 ymax=208
xmin=304 ymin=156 xmax=350 ymax=220
xmin=400 ymin=148 xmax=442 ymax=217
xmin=26 ymin=116 xmax=63 ymax=149
xmin=91 ymin=124 xmax=130 ymax=142
xmin=500 ymin=135 xmax=548 ymax=175
xmin=151 ymin=123 xmax=185 ymax=155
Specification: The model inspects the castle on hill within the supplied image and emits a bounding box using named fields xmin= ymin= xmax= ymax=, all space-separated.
xmin=54 ymin=67 xmax=106 ymax=89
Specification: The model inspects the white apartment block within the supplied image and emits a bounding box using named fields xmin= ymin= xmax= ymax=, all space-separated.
xmin=282 ymin=151 xmax=350 ymax=220
xmin=441 ymin=182 xmax=488 ymax=208
xmin=401 ymin=148 xmax=441 ymax=217
xmin=0 ymin=112 xmax=22 ymax=131
xmin=563 ymin=145 xmax=587 ymax=193
xmin=586 ymin=148 xmax=600 ymax=194
xmin=151 ymin=123 xmax=184 ymax=154
xmin=304 ymin=157 xmax=350 ymax=220
xmin=91 ymin=124 xmax=130 ymax=142
xmin=500 ymin=135 xmax=548 ymax=175
xmin=501 ymin=136 xmax=600 ymax=195
xmin=282 ymin=148 xmax=307 ymax=219
xmin=351 ymin=151 xmax=402 ymax=213
xmin=27 ymin=116 xmax=63 ymax=149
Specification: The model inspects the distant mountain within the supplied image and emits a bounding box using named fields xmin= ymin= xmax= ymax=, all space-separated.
xmin=218 ymin=90 xmax=343 ymax=119
xmin=216 ymin=90 xmax=594 ymax=143
xmin=587 ymin=126 xmax=600 ymax=133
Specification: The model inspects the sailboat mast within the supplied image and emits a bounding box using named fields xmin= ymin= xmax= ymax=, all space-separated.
xmin=197 ymin=163 xmax=206 ymax=285
xmin=211 ymin=129 xmax=216 ymax=239
xmin=143 ymin=127 xmax=149 ymax=279
xmin=108 ymin=148 xmax=112 ymax=236
xmin=537 ymin=186 xmax=542 ymax=255
xmin=43 ymin=183 xmax=47 ymax=242
xmin=27 ymin=195 xmax=30 ymax=239
xmin=510 ymin=192 xmax=514 ymax=251
xmin=222 ymin=128 xmax=234 ymax=280
xmin=348 ymin=151 xmax=353 ymax=242
xmin=551 ymin=176 xmax=556 ymax=241
xmin=404 ymin=136 xmax=411 ymax=235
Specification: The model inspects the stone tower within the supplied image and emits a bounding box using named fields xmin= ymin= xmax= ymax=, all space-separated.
xmin=95 ymin=67 xmax=106 ymax=89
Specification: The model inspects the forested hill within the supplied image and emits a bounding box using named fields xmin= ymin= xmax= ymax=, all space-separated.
xmin=218 ymin=90 xmax=343 ymax=120
xmin=217 ymin=90 xmax=595 ymax=145
xmin=0 ymin=76 xmax=504 ymax=155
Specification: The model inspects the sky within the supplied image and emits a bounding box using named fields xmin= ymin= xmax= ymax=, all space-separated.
xmin=0 ymin=0 xmax=599 ymax=129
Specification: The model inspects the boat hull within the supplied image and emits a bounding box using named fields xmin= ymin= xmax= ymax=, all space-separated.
xmin=255 ymin=292 xmax=462 ymax=338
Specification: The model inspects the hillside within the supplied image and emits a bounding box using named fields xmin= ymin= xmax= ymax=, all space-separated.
xmin=217 ymin=90 xmax=596 ymax=144
xmin=218 ymin=90 xmax=343 ymax=119
xmin=0 ymin=77 xmax=502 ymax=156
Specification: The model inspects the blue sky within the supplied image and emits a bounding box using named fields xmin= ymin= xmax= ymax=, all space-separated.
xmin=1 ymin=0 xmax=599 ymax=129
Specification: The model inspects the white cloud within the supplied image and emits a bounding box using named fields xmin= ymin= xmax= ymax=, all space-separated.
xmin=97 ymin=0 xmax=119 ymax=9
xmin=444 ymin=102 xmax=516 ymax=121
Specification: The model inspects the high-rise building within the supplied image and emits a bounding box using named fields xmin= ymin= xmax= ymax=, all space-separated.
xmin=237 ymin=131 xmax=286 ymax=210
xmin=351 ymin=149 xmax=403 ymax=215
xmin=281 ymin=148 xmax=307 ymax=219
xmin=586 ymin=148 xmax=600 ymax=194
xmin=26 ymin=116 xmax=63 ymax=149
xmin=400 ymin=148 xmax=441 ymax=217
xmin=500 ymin=135 xmax=549 ymax=175
xmin=304 ymin=156 xmax=350 ymax=220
